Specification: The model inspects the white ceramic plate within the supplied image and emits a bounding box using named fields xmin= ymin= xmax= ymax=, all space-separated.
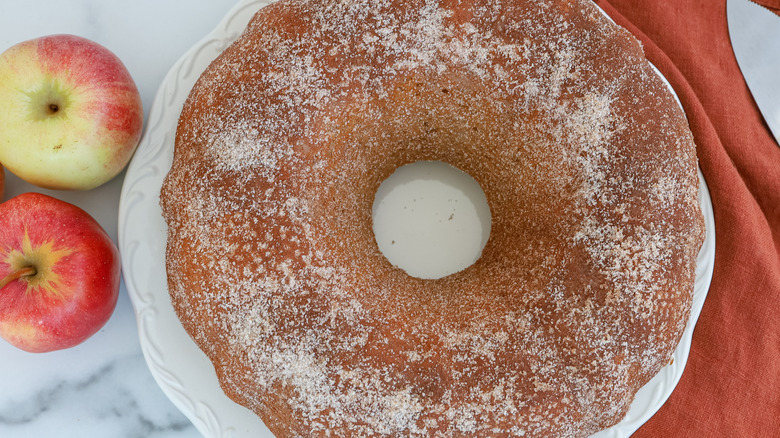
xmin=118 ymin=1 xmax=716 ymax=436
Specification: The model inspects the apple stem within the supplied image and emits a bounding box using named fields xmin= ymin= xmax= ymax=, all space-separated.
xmin=0 ymin=267 xmax=37 ymax=289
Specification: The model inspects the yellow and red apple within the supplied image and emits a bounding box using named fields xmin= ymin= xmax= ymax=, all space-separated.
xmin=0 ymin=164 xmax=4 ymax=201
xmin=0 ymin=192 xmax=120 ymax=353
xmin=0 ymin=34 xmax=143 ymax=190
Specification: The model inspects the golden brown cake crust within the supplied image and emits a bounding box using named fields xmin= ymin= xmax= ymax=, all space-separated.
xmin=160 ymin=0 xmax=705 ymax=436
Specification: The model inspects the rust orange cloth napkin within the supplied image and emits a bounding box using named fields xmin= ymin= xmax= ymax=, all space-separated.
xmin=594 ymin=0 xmax=780 ymax=436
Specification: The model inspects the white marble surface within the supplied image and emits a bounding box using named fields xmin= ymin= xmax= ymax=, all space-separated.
xmin=0 ymin=1 xmax=240 ymax=436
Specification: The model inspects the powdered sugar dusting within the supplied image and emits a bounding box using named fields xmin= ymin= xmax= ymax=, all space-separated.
xmin=160 ymin=0 xmax=705 ymax=436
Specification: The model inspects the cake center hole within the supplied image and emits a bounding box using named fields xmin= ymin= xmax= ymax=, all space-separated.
xmin=372 ymin=160 xmax=491 ymax=279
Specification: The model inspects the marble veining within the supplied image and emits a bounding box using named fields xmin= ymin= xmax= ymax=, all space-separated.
xmin=0 ymin=353 xmax=193 ymax=437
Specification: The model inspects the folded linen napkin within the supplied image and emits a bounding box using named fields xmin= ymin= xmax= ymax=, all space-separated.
xmin=594 ymin=0 xmax=780 ymax=436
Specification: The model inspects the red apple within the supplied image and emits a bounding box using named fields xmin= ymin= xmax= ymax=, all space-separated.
xmin=0 ymin=34 xmax=143 ymax=190
xmin=0 ymin=192 xmax=120 ymax=353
